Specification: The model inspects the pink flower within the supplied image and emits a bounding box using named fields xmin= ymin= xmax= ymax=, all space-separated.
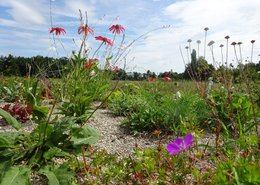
xmin=78 ymin=24 xmax=94 ymax=35
xmin=167 ymin=133 xmax=193 ymax=155
xmin=95 ymin=36 xmax=113 ymax=46
xmin=50 ymin=27 xmax=66 ymax=35
xmin=109 ymin=24 xmax=125 ymax=34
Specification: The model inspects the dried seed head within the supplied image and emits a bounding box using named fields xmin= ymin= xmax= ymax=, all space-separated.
xmin=225 ymin=35 xmax=230 ymax=39
xmin=219 ymin=44 xmax=224 ymax=47
xmin=185 ymin=46 xmax=189 ymax=49
xmin=251 ymin=40 xmax=255 ymax=43
xmin=197 ymin=40 xmax=201 ymax=44
xmin=237 ymin=42 xmax=242 ymax=45
xmin=204 ymin=27 xmax=209 ymax=31
xmin=187 ymin=39 xmax=192 ymax=43
xmin=231 ymin=42 xmax=237 ymax=46
xmin=208 ymin=40 xmax=215 ymax=46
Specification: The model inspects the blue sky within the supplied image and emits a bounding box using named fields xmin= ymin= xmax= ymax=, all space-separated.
xmin=0 ymin=0 xmax=260 ymax=73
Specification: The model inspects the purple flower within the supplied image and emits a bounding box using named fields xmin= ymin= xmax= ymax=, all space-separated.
xmin=166 ymin=133 xmax=193 ymax=155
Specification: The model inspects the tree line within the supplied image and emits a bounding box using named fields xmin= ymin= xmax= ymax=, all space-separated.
xmin=0 ymin=54 xmax=259 ymax=81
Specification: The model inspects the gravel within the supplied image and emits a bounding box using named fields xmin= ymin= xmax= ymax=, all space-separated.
xmin=0 ymin=102 xmax=216 ymax=158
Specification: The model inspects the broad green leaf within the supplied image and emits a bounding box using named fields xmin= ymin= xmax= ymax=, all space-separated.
xmin=33 ymin=105 xmax=49 ymax=120
xmin=0 ymin=160 xmax=11 ymax=180
xmin=39 ymin=167 xmax=60 ymax=185
xmin=71 ymin=126 xmax=99 ymax=146
xmin=0 ymin=132 xmax=19 ymax=148
xmin=52 ymin=165 xmax=75 ymax=185
xmin=0 ymin=109 xmax=21 ymax=130
xmin=43 ymin=147 xmax=70 ymax=160
xmin=0 ymin=166 xmax=30 ymax=185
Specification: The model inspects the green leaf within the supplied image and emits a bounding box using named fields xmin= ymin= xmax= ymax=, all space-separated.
xmin=0 ymin=109 xmax=22 ymax=130
xmin=0 ymin=160 xmax=11 ymax=180
xmin=0 ymin=136 xmax=12 ymax=148
xmin=0 ymin=166 xmax=30 ymax=185
xmin=39 ymin=167 xmax=60 ymax=185
xmin=71 ymin=125 xmax=99 ymax=146
xmin=43 ymin=147 xmax=70 ymax=160
xmin=52 ymin=165 xmax=75 ymax=185
xmin=33 ymin=105 xmax=49 ymax=120
xmin=3 ymin=86 xmax=12 ymax=96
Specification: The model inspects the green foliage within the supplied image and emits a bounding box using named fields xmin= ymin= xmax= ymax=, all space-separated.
xmin=39 ymin=165 xmax=75 ymax=185
xmin=57 ymin=54 xmax=109 ymax=124
xmin=110 ymin=89 xmax=210 ymax=133
xmin=0 ymin=109 xmax=22 ymax=130
xmin=208 ymin=87 xmax=258 ymax=136
xmin=213 ymin=148 xmax=260 ymax=184
xmin=0 ymin=114 xmax=99 ymax=184
xmin=0 ymin=55 xmax=69 ymax=77
xmin=75 ymin=145 xmax=215 ymax=184
xmin=0 ymin=166 xmax=31 ymax=185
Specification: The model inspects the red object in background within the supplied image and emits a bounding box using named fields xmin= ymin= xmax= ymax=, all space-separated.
xmin=162 ymin=77 xmax=171 ymax=81
xmin=2 ymin=102 xmax=33 ymax=122
xmin=148 ymin=77 xmax=157 ymax=82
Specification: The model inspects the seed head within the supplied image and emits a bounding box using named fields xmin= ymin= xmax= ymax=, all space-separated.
xmin=208 ymin=40 xmax=215 ymax=46
xmin=225 ymin=35 xmax=230 ymax=39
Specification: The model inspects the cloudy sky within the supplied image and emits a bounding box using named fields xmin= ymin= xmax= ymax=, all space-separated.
xmin=0 ymin=0 xmax=260 ymax=73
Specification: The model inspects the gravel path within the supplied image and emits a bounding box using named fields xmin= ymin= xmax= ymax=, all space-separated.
xmin=87 ymin=108 xmax=168 ymax=156
xmin=0 ymin=103 xmax=216 ymax=158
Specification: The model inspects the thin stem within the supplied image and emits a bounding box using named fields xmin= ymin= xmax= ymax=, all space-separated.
xmin=49 ymin=0 xmax=58 ymax=56
xmin=209 ymin=45 xmax=216 ymax=68
xmin=226 ymin=39 xmax=229 ymax=68
xmin=204 ymin=30 xmax=208 ymax=58
xmin=233 ymin=45 xmax=239 ymax=65
xmin=250 ymin=42 xmax=254 ymax=63
xmin=238 ymin=44 xmax=243 ymax=63
xmin=92 ymin=42 xmax=104 ymax=58
xmin=220 ymin=47 xmax=224 ymax=66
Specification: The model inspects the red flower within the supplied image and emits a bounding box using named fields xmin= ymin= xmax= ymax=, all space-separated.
xmin=109 ymin=24 xmax=125 ymax=34
xmin=78 ymin=24 xmax=94 ymax=35
xmin=163 ymin=77 xmax=171 ymax=81
xmin=50 ymin=27 xmax=66 ymax=35
xmin=85 ymin=58 xmax=98 ymax=71
xmin=95 ymin=36 xmax=113 ymax=46
xmin=148 ymin=77 xmax=157 ymax=82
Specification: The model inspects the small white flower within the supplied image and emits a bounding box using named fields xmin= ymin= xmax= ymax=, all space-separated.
xmin=89 ymin=70 xmax=95 ymax=76
xmin=176 ymin=91 xmax=181 ymax=98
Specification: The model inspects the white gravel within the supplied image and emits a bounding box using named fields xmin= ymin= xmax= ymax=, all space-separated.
xmin=0 ymin=102 xmax=216 ymax=158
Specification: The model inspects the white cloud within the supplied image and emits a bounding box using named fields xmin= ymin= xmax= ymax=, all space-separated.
xmin=1 ymin=0 xmax=48 ymax=27
xmin=124 ymin=0 xmax=260 ymax=72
